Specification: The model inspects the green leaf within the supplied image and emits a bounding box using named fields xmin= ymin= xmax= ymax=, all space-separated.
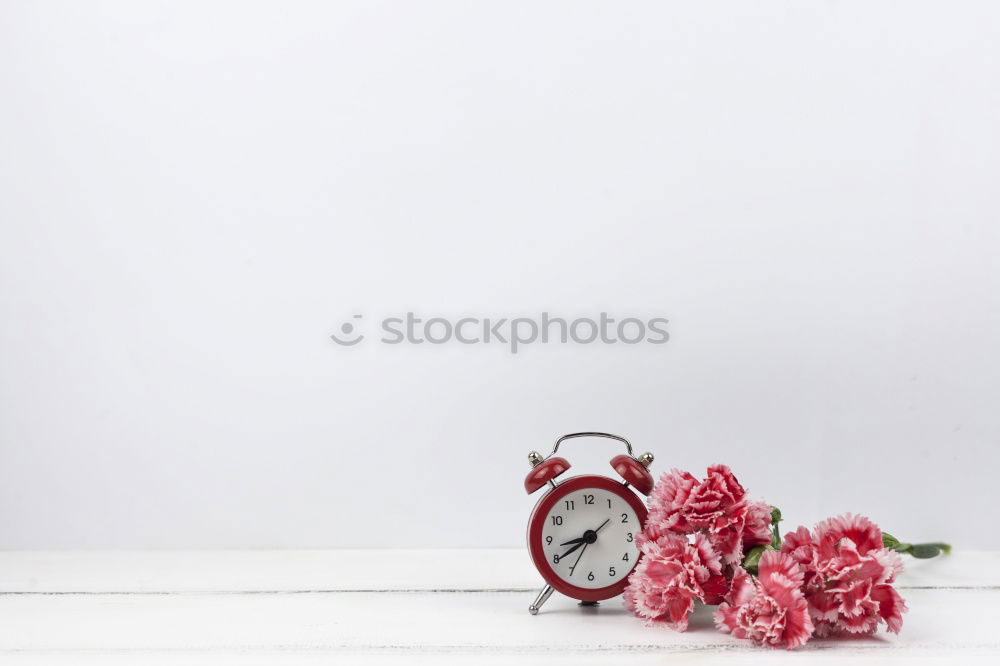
xmin=743 ymin=545 xmax=767 ymax=573
xmin=907 ymin=542 xmax=952 ymax=558
xmin=909 ymin=544 xmax=942 ymax=558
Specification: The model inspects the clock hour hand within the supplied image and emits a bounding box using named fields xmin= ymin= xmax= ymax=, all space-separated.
xmin=560 ymin=536 xmax=586 ymax=546
xmin=557 ymin=540 xmax=586 ymax=560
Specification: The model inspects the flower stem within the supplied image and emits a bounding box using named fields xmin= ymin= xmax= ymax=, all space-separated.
xmin=770 ymin=505 xmax=783 ymax=549
xmin=882 ymin=532 xmax=951 ymax=558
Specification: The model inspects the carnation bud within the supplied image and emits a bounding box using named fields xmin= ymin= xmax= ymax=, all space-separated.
xmin=882 ymin=532 xmax=903 ymax=550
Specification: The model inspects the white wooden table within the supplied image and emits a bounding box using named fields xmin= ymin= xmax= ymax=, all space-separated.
xmin=0 ymin=550 xmax=997 ymax=664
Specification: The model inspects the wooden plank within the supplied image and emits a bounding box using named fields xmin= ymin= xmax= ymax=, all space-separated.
xmin=0 ymin=550 xmax=538 ymax=593
xmin=0 ymin=549 xmax=991 ymax=593
xmin=0 ymin=589 xmax=998 ymax=659
xmin=0 ymin=550 xmax=996 ymax=664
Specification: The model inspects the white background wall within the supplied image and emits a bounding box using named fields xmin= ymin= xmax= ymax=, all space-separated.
xmin=1 ymin=1 xmax=998 ymax=549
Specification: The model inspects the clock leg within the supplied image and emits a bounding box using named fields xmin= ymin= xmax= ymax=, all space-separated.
xmin=528 ymin=584 xmax=554 ymax=615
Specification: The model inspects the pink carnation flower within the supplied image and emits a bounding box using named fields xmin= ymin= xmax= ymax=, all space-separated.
xmin=647 ymin=465 xmax=771 ymax=565
xmin=629 ymin=463 xmax=922 ymax=650
xmin=780 ymin=514 xmax=907 ymax=637
xmin=624 ymin=532 xmax=725 ymax=631
xmin=648 ymin=465 xmax=744 ymax=532
xmin=714 ymin=550 xmax=815 ymax=649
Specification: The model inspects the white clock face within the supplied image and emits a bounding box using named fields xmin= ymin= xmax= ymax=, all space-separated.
xmin=540 ymin=486 xmax=641 ymax=589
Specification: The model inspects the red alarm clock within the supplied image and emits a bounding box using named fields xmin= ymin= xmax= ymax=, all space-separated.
xmin=524 ymin=432 xmax=654 ymax=614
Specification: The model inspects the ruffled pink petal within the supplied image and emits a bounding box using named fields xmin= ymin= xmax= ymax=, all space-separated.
xmin=870 ymin=547 xmax=906 ymax=585
xmin=741 ymin=500 xmax=774 ymax=549
xmin=705 ymin=464 xmax=747 ymax=504
xmin=814 ymin=513 xmax=883 ymax=558
xmin=726 ymin=567 xmax=757 ymax=606
xmin=872 ymin=584 xmax=907 ymax=634
xmin=709 ymin=525 xmax=745 ymax=566
xmin=702 ymin=574 xmax=729 ymax=606
xmin=714 ymin=602 xmax=741 ymax=633
xmin=781 ymin=595 xmax=815 ymax=649
xmin=780 ymin=526 xmax=816 ymax=565
xmin=692 ymin=533 xmax=724 ymax=576
xmin=807 ymin=588 xmax=841 ymax=623
xmin=666 ymin=595 xmax=695 ymax=630
xmin=714 ymin=552 xmax=816 ymax=649
xmin=759 ymin=549 xmax=804 ymax=590
xmin=648 ymin=469 xmax=698 ymax=519
xmin=834 ymin=609 xmax=881 ymax=634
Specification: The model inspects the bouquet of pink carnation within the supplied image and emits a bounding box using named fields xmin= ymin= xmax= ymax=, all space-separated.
xmin=624 ymin=465 xmax=949 ymax=649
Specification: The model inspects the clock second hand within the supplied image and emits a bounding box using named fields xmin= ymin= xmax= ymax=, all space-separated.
xmin=568 ymin=541 xmax=589 ymax=576
xmin=568 ymin=518 xmax=611 ymax=576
